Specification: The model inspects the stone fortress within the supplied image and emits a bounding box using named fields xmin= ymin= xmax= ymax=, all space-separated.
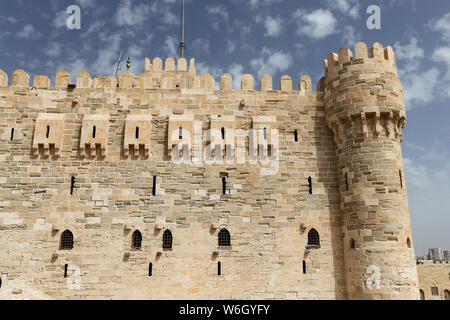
xmin=0 ymin=41 xmax=429 ymax=300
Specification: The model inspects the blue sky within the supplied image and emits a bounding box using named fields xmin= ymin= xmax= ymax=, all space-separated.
xmin=0 ymin=0 xmax=449 ymax=255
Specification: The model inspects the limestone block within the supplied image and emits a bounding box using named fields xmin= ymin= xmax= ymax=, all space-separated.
xmin=93 ymin=76 xmax=104 ymax=88
xmin=338 ymin=46 xmax=353 ymax=64
xmin=33 ymin=75 xmax=50 ymax=89
xmin=355 ymin=42 xmax=368 ymax=60
xmin=153 ymin=58 xmax=163 ymax=72
xmin=177 ymin=58 xmax=187 ymax=71
xmin=33 ymin=113 xmax=65 ymax=157
xmin=280 ymin=75 xmax=292 ymax=91
xmin=55 ymin=70 xmax=70 ymax=87
xmin=252 ymin=116 xmax=277 ymax=151
xmin=260 ymin=74 xmax=272 ymax=91
xmin=189 ymin=58 xmax=196 ymax=75
xmin=220 ymin=74 xmax=232 ymax=91
xmin=104 ymin=76 xmax=117 ymax=88
xmin=165 ymin=58 xmax=175 ymax=71
xmin=77 ymin=71 xmax=92 ymax=88
xmin=124 ymin=114 xmax=152 ymax=157
xmin=200 ymin=74 xmax=215 ymax=90
xmin=139 ymin=74 xmax=153 ymax=89
xmin=241 ymin=74 xmax=254 ymax=90
xmin=299 ymin=75 xmax=312 ymax=92
xmin=145 ymin=58 xmax=152 ymax=72
xmin=12 ymin=70 xmax=30 ymax=87
xmin=118 ymin=72 xmax=133 ymax=89
xmin=370 ymin=42 xmax=384 ymax=59
xmin=80 ymin=114 xmax=110 ymax=158
xmin=210 ymin=115 xmax=235 ymax=160
xmin=0 ymin=69 xmax=8 ymax=86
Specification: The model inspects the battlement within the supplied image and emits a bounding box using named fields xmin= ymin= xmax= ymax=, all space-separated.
xmin=324 ymin=42 xmax=397 ymax=79
xmin=0 ymin=58 xmax=314 ymax=94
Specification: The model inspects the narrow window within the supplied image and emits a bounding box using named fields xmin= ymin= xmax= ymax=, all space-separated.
xmin=302 ymin=260 xmax=306 ymax=274
xmin=148 ymin=263 xmax=153 ymax=277
xmin=307 ymin=229 xmax=320 ymax=246
xmin=10 ymin=128 xmax=14 ymax=141
xmin=179 ymin=127 xmax=183 ymax=139
xmin=221 ymin=127 xmax=225 ymax=140
xmin=222 ymin=177 xmax=227 ymax=195
xmin=60 ymin=230 xmax=74 ymax=250
xmin=420 ymin=289 xmax=425 ymax=300
xmin=345 ymin=173 xmax=349 ymax=191
xmin=294 ymin=130 xmax=298 ymax=142
xmin=132 ymin=230 xmax=142 ymax=249
xmin=135 ymin=127 xmax=139 ymax=139
xmin=350 ymin=239 xmax=356 ymax=249
xmin=399 ymin=170 xmax=403 ymax=188
xmin=46 ymin=125 xmax=50 ymax=138
xmin=64 ymin=264 xmax=68 ymax=278
xmin=407 ymin=238 xmax=411 ymax=248
xmin=92 ymin=125 xmax=96 ymax=139
xmin=431 ymin=286 xmax=439 ymax=296
xmin=0 ymin=278 xmax=2 ymax=288
xmin=263 ymin=127 xmax=267 ymax=140
xmin=308 ymin=177 xmax=312 ymax=194
xmin=163 ymin=230 xmax=172 ymax=250
xmin=218 ymin=228 xmax=231 ymax=247
xmin=152 ymin=176 xmax=157 ymax=196
xmin=218 ymin=261 xmax=221 ymax=276
xmin=70 ymin=176 xmax=75 ymax=195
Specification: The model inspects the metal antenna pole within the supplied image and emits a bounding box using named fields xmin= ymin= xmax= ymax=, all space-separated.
xmin=115 ymin=49 xmax=123 ymax=78
xmin=179 ymin=0 xmax=185 ymax=58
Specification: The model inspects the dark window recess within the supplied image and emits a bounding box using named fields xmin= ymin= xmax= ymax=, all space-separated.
xmin=10 ymin=128 xmax=14 ymax=141
xmin=218 ymin=261 xmax=221 ymax=276
xmin=263 ymin=127 xmax=267 ymax=140
xmin=46 ymin=125 xmax=50 ymax=139
xmin=135 ymin=127 xmax=139 ymax=139
xmin=431 ymin=286 xmax=439 ymax=296
xmin=92 ymin=126 xmax=96 ymax=139
xmin=308 ymin=177 xmax=313 ymax=194
xmin=221 ymin=127 xmax=225 ymax=140
xmin=407 ymin=238 xmax=411 ymax=248
xmin=132 ymin=230 xmax=142 ymax=249
xmin=399 ymin=170 xmax=403 ymax=188
xmin=303 ymin=260 xmax=306 ymax=274
xmin=70 ymin=176 xmax=75 ymax=195
xmin=148 ymin=263 xmax=153 ymax=277
xmin=350 ymin=239 xmax=356 ymax=249
xmin=294 ymin=130 xmax=298 ymax=142
xmin=64 ymin=264 xmax=68 ymax=278
xmin=222 ymin=177 xmax=227 ymax=195
xmin=345 ymin=173 xmax=349 ymax=191
xmin=179 ymin=127 xmax=183 ymax=139
xmin=307 ymin=229 xmax=320 ymax=246
xmin=420 ymin=289 xmax=425 ymax=300
xmin=60 ymin=230 xmax=74 ymax=250
xmin=163 ymin=230 xmax=173 ymax=249
xmin=152 ymin=176 xmax=157 ymax=196
xmin=218 ymin=228 xmax=231 ymax=247
xmin=0 ymin=277 xmax=2 ymax=288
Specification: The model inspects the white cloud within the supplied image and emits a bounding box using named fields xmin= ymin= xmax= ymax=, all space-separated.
xmin=394 ymin=38 xmax=425 ymax=61
xmin=432 ymin=12 xmax=450 ymax=42
xmin=229 ymin=63 xmax=244 ymax=89
xmin=250 ymin=47 xmax=293 ymax=79
xmin=163 ymin=36 xmax=178 ymax=57
xmin=402 ymin=68 xmax=440 ymax=109
xmin=17 ymin=24 xmax=40 ymax=39
xmin=43 ymin=42 xmax=62 ymax=58
xmin=192 ymin=38 xmax=211 ymax=56
xmin=341 ymin=25 xmax=361 ymax=46
xmin=264 ymin=16 xmax=282 ymax=37
xmin=115 ymin=0 xmax=154 ymax=26
xmin=293 ymin=9 xmax=337 ymax=39
xmin=249 ymin=0 xmax=284 ymax=7
xmin=206 ymin=6 xmax=229 ymax=32
xmin=75 ymin=0 xmax=96 ymax=8
xmin=226 ymin=40 xmax=237 ymax=54
xmin=328 ymin=0 xmax=360 ymax=18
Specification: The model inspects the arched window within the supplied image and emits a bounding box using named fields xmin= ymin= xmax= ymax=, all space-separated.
xmin=70 ymin=176 xmax=75 ymax=195
xmin=350 ymin=239 xmax=356 ymax=249
xmin=444 ymin=290 xmax=450 ymax=300
xmin=46 ymin=125 xmax=50 ymax=139
xmin=218 ymin=228 xmax=231 ymax=247
xmin=307 ymin=229 xmax=320 ymax=246
xmin=221 ymin=127 xmax=225 ymax=140
xmin=92 ymin=125 xmax=96 ymax=139
xmin=132 ymin=230 xmax=142 ymax=249
xmin=148 ymin=263 xmax=153 ymax=277
xmin=420 ymin=289 xmax=425 ymax=300
xmin=135 ymin=127 xmax=140 ymax=139
xmin=407 ymin=238 xmax=411 ymax=248
xmin=163 ymin=230 xmax=173 ymax=250
xmin=60 ymin=230 xmax=74 ymax=250
xmin=222 ymin=177 xmax=227 ymax=195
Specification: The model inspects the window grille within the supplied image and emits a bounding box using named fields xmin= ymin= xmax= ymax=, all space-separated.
xmin=218 ymin=228 xmax=231 ymax=247
xmin=307 ymin=229 xmax=320 ymax=246
xmin=132 ymin=230 xmax=142 ymax=249
xmin=163 ymin=230 xmax=173 ymax=250
xmin=60 ymin=230 xmax=74 ymax=250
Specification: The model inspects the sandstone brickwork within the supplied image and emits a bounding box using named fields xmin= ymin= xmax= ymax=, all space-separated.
xmin=0 ymin=42 xmax=421 ymax=300
xmin=417 ymin=261 xmax=450 ymax=300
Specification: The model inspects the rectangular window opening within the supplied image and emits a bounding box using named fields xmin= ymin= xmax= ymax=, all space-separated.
xmin=152 ymin=176 xmax=157 ymax=196
xmin=218 ymin=261 xmax=221 ymax=276
xmin=64 ymin=264 xmax=68 ymax=278
xmin=10 ymin=128 xmax=14 ymax=141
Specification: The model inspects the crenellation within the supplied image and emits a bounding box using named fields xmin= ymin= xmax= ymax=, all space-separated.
xmin=0 ymin=42 xmax=421 ymax=300
xmin=11 ymin=69 xmax=30 ymax=88
xmin=0 ymin=69 xmax=8 ymax=86
xmin=33 ymin=75 xmax=50 ymax=89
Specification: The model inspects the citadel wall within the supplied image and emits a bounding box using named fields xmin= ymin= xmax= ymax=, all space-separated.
xmin=0 ymin=42 xmax=419 ymax=300
xmin=417 ymin=261 xmax=450 ymax=300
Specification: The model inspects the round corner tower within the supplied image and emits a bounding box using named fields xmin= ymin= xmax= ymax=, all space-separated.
xmin=322 ymin=42 xmax=419 ymax=300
